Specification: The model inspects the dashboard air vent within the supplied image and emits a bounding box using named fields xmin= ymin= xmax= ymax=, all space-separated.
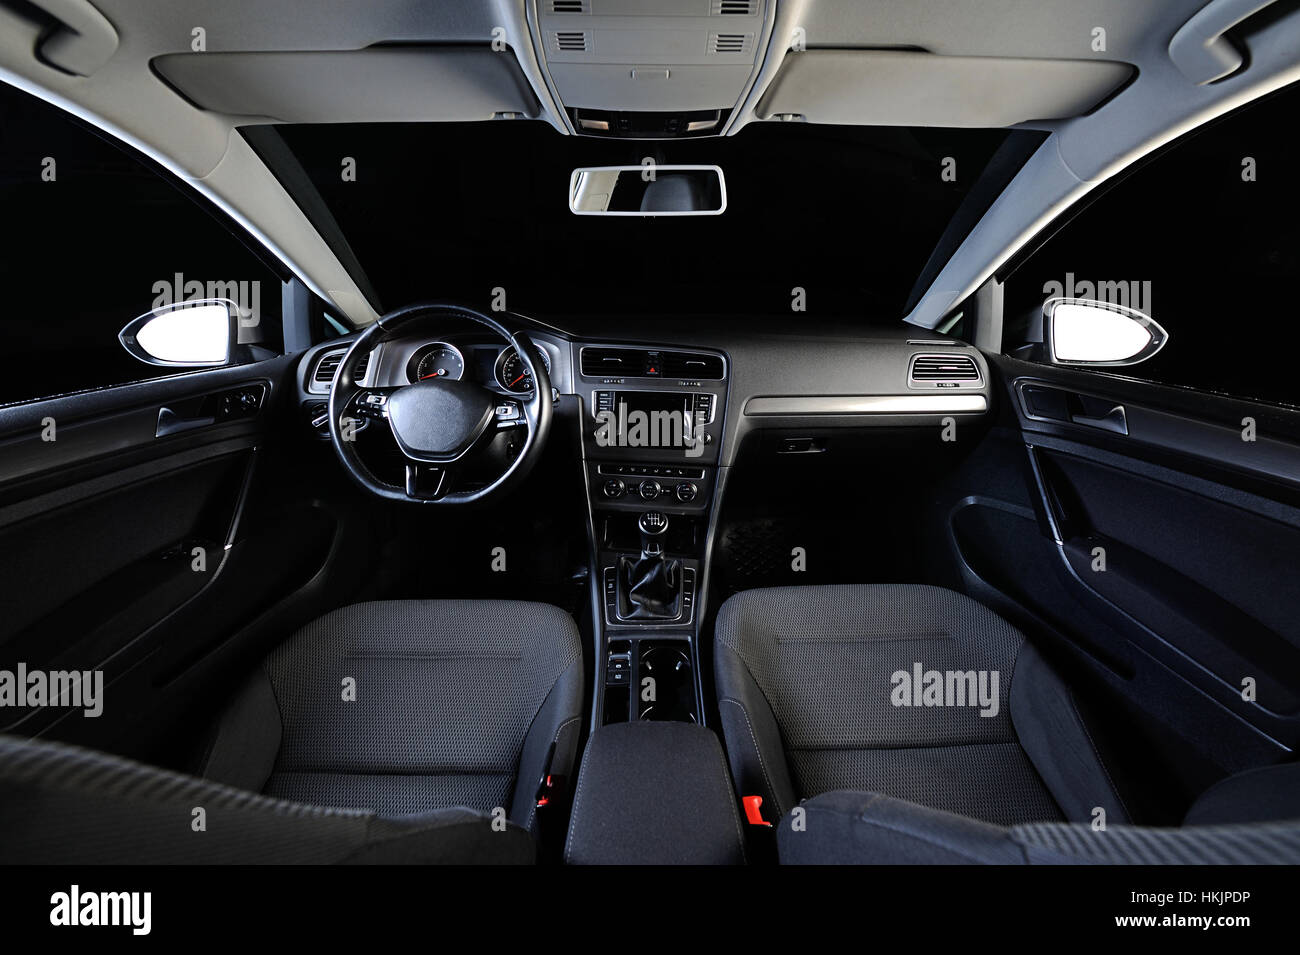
xmin=553 ymin=31 xmax=589 ymax=52
xmin=709 ymin=33 xmax=751 ymax=54
xmin=662 ymin=352 xmax=725 ymax=380
xmin=712 ymin=0 xmax=756 ymax=14
xmin=910 ymin=354 xmax=980 ymax=382
xmin=313 ymin=351 xmax=343 ymax=384
xmin=582 ymin=347 xmax=643 ymax=377
xmin=549 ymin=0 xmax=588 ymax=12
xmin=314 ymin=348 xmax=369 ymax=386
xmin=582 ymin=347 xmax=724 ymax=380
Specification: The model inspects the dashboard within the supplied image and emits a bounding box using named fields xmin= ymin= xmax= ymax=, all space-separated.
xmin=296 ymin=317 xmax=993 ymax=470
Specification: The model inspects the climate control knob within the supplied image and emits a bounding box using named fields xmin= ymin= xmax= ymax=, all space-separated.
xmin=638 ymin=479 xmax=662 ymax=501
xmin=675 ymin=481 xmax=698 ymax=503
xmin=603 ymin=478 xmax=626 ymax=499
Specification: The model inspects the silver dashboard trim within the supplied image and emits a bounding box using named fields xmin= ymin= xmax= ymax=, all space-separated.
xmin=743 ymin=394 xmax=988 ymax=416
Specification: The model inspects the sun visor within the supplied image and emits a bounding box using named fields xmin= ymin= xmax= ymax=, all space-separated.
xmin=757 ymin=50 xmax=1134 ymax=127
xmin=152 ymin=46 xmax=541 ymax=123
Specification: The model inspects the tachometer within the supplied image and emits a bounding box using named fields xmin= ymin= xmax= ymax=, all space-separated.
xmin=494 ymin=346 xmax=550 ymax=393
xmin=408 ymin=342 xmax=465 ymax=383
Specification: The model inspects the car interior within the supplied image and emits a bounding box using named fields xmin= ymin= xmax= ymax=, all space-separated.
xmin=1 ymin=0 xmax=1300 ymax=870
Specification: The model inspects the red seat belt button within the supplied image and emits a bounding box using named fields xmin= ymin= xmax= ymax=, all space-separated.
xmin=743 ymin=795 xmax=773 ymax=827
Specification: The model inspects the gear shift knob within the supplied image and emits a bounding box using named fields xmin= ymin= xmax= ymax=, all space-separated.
xmin=638 ymin=511 xmax=668 ymax=556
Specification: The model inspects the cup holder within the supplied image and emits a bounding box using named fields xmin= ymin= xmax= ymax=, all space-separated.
xmin=637 ymin=643 xmax=697 ymax=722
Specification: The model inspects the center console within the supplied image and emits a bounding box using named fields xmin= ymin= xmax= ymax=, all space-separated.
xmin=572 ymin=342 xmax=728 ymax=728
xmin=562 ymin=342 xmax=747 ymax=863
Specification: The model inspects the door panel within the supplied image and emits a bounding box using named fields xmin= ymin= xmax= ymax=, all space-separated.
xmin=0 ymin=356 xmax=346 ymax=752
xmin=951 ymin=353 xmax=1300 ymax=778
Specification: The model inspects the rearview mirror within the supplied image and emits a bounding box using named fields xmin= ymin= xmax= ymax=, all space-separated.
xmin=118 ymin=299 xmax=236 ymax=366
xmin=569 ymin=165 xmax=726 ymax=216
xmin=1043 ymin=298 xmax=1168 ymax=366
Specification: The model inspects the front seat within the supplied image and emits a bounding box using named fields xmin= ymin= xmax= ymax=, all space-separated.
xmin=713 ymin=584 xmax=1127 ymax=828
xmin=201 ymin=600 xmax=585 ymax=832
xmin=0 ymin=733 xmax=538 ymax=864
xmin=0 ymin=599 xmax=584 ymax=864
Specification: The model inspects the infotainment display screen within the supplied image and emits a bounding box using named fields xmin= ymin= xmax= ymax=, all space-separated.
xmin=613 ymin=391 xmax=694 ymax=420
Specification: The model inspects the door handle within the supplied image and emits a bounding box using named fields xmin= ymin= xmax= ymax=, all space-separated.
xmin=156 ymin=406 xmax=216 ymax=438
xmin=1016 ymin=381 xmax=1129 ymax=435
xmin=1070 ymin=403 xmax=1128 ymax=435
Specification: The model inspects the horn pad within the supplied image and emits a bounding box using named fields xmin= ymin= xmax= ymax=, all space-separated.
xmin=386 ymin=378 xmax=496 ymax=461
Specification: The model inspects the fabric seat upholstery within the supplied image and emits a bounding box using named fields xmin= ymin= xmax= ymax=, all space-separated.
xmin=777 ymin=764 xmax=1300 ymax=865
xmin=714 ymin=584 xmax=1127 ymax=827
xmin=201 ymin=599 xmax=584 ymax=832
xmin=0 ymin=733 xmax=535 ymax=864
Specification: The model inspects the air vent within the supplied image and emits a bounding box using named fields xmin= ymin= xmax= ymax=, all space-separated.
xmin=582 ymin=347 xmax=724 ymax=380
xmin=662 ymin=352 xmax=725 ymax=380
xmin=552 ymin=31 xmax=589 ymax=53
xmin=549 ymin=0 xmax=587 ymax=12
xmin=712 ymin=0 xmax=756 ymax=14
xmin=582 ymin=347 xmax=644 ymax=377
xmin=313 ymin=348 xmax=369 ymax=386
xmin=709 ymin=33 xmax=751 ymax=54
xmin=313 ymin=351 xmax=343 ymax=384
xmin=910 ymin=354 xmax=980 ymax=382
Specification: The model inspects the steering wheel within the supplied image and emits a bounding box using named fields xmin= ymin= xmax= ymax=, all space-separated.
xmin=327 ymin=303 xmax=553 ymax=504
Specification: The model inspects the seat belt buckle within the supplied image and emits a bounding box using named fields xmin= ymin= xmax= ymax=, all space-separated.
xmin=535 ymin=772 xmax=566 ymax=810
xmin=534 ymin=742 xmax=566 ymax=810
xmin=742 ymin=794 xmax=773 ymax=827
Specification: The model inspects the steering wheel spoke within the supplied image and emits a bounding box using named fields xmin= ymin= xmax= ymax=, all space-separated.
xmin=404 ymin=462 xmax=452 ymax=500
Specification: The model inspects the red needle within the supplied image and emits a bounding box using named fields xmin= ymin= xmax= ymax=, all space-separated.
xmin=420 ymin=370 xmax=444 ymax=380
xmin=509 ymin=374 xmax=528 ymax=386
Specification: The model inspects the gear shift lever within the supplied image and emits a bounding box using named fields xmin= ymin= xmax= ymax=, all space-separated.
xmin=638 ymin=510 xmax=669 ymax=557
xmin=618 ymin=511 xmax=682 ymax=620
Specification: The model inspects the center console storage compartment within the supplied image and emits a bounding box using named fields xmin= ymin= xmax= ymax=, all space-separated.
xmin=564 ymin=722 xmax=746 ymax=865
xmin=603 ymin=637 xmax=699 ymax=724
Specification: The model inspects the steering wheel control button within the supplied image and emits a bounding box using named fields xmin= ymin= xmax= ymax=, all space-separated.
xmin=675 ymin=481 xmax=698 ymax=502
xmin=638 ymin=479 xmax=662 ymax=501
xmin=603 ymin=478 xmax=626 ymax=499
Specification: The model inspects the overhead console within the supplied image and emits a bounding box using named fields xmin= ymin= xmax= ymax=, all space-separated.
xmin=531 ymin=0 xmax=771 ymax=137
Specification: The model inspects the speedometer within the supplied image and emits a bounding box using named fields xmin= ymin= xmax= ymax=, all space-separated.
xmin=408 ymin=342 xmax=465 ymax=383
xmin=494 ymin=346 xmax=550 ymax=394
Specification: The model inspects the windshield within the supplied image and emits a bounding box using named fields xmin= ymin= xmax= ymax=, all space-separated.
xmin=255 ymin=121 xmax=1043 ymax=321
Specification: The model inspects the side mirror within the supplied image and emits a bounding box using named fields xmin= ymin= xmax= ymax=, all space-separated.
xmin=569 ymin=165 xmax=727 ymax=216
xmin=119 ymin=299 xmax=236 ymax=366
xmin=1043 ymin=298 xmax=1168 ymax=366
